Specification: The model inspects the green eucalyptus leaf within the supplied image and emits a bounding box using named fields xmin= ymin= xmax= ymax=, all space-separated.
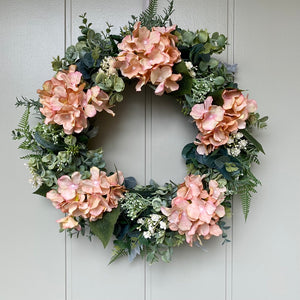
xmin=217 ymin=34 xmax=226 ymax=47
xmin=225 ymin=162 xmax=239 ymax=172
xmin=209 ymin=58 xmax=219 ymax=68
xmin=78 ymin=36 xmax=86 ymax=42
xmin=89 ymin=206 xmax=121 ymax=248
xmin=87 ymin=29 xmax=95 ymax=41
xmin=212 ymin=32 xmax=219 ymax=40
xmin=199 ymin=61 xmax=208 ymax=71
xmin=113 ymin=77 xmax=125 ymax=92
xmin=198 ymin=30 xmax=208 ymax=43
xmin=75 ymin=41 xmax=87 ymax=52
xmin=214 ymin=76 xmax=225 ymax=86
xmin=182 ymin=31 xmax=195 ymax=45
xmin=259 ymin=116 xmax=269 ymax=123
xmin=81 ymin=27 xmax=88 ymax=35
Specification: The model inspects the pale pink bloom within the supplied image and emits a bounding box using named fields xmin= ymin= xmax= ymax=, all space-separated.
xmin=161 ymin=175 xmax=226 ymax=245
xmin=115 ymin=22 xmax=181 ymax=95
xmin=86 ymin=86 xmax=115 ymax=116
xmin=55 ymin=65 xmax=82 ymax=91
xmin=81 ymin=167 xmax=111 ymax=195
xmin=191 ymin=90 xmax=258 ymax=155
xmin=46 ymin=167 xmax=126 ymax=229
xmin=57 ymin=216 xmax=81 ymax=230
xmin=222 ymin=89 xmax=257 ymax=129
xmin=38 ymin=65 xmax=113 ymax=134
xmin=150 ymin=66 xmax=182 ymax=96
xmin=57 ymin=172 xmax=82 ymax=200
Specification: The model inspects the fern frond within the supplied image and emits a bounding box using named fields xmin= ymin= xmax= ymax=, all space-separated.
xmin=18 ymin=106 xmax=30 ymax=131
xmin=109 ymin=246 xmax=128 ymax=265
xmin=240 ymin=190 xmax=251 ymax=221
xmin=162 ymin=0 xmax=175 ymax=25
xmin=19 ymin=140 xmax=32 ymax=150
xmin=237 ymin=171 xmax=261 ymax=220
xmin=140 ymin=0 xmax=158 ymax=20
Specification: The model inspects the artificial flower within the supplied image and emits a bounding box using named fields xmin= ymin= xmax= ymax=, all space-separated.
xmin=191 ymin=90 xmax=257 ymax=155
xmin=161 ymin=175 xmax=226 ymax=245
xmin=115 ymin=22 xmax=181 ymax=95
xmin=46 ymin=167 xmax=126 ymax=228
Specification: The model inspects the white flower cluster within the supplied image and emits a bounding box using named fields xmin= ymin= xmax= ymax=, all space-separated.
xmin=226 ymin=132 xmax=248 ymax=157
xmin=185 ymin=61 xmax=196 ymax=77
xmin=137 ymin=214 xmax=167 ymax=240
xmin=25 ymin=163 xmax=43 ymax=187
xmin=99 ymin=56 xmax=117 ymax=76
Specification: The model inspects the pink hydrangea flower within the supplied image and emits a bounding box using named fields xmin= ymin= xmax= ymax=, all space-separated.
xmin=57 ymin=216 xmax=81 ymax=230
xmin=86 ymin=86 xmax=115 ymax=116
xmin=115 ymin=22 xmax=182 ymax=95
xmin=38 ymin=66 xmax=113 ymax=135
xmin=161 ymin=175 xmax=226 ymax=245
xmin=46 ymin=167 xmax=126 ymax=229
xmin=190 ymin=90 xmax=257 ymax=155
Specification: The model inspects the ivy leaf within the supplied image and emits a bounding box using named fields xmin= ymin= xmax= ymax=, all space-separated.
xmin=240 ymin=129 xmax=265 ymax=154
xmin=89 ymin=206 xmax=121 ymax=248
xmin=33 ymin=184 xmax=52 ymax=197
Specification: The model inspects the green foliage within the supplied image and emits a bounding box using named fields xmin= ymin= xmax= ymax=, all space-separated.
xmin=247 ymin=113 xmax=268 ymax=129
xmin=90 ymin=207 xmax=121 ymax=248
xmin=12 ymin=106 xmax=39 ymax=152
xmin=12 ymin=1 xmax=267 ymax=264
xmin=33 ymin=184 xmax=52 ymax=197
xmin=109 ymin=242 xmax=129 ymax=264
xmin=240 ymin=128 xmax=265 ymax=154
xmin=121 ymin=0 xmax=174 ymax=34
xmin=15 ymin=96 xmax=42 ymax=112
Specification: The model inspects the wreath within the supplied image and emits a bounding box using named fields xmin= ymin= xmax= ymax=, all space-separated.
xmin=12 ymin=0 xmax=267 ymax=264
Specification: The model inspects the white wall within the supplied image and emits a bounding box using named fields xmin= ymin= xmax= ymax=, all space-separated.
xmin=1 ymin=0 xmax=299 ymax=299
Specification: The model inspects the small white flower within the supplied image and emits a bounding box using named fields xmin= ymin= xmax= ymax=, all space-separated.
xmin=137 ymin=218 xmax=144 ymax=225
xmin=149 ymin=224 xmax=155 ymax=234
xmin=151 ymin=214 xmax=160 ymax=222
xmin=143 ymin=231 xmax=151 ymax=239
xmin=227 ymin=136 xmax=234 ymax=144
xmin=239 ymin=139 xmax=248 ymax=149
xmin=159 ymin=221 xmax=167 ymax=230
xmin=185 ymin=61 xmax=193 ymax=70
xmin=190 ymin=70 xmax=196 ymax=78
xmin=231 ymin=148 xmax=241 ymax=157
xmin=235 ymin=132 xmax=243 ymax=139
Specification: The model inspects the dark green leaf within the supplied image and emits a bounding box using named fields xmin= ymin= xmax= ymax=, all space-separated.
xmin=89 ymin=206 xmax=121 ymax=248
xmin=34 ymin=132 xmax=66 ymax=152
xmin=33 ymin=184 xmax=52 ymax=197
xmin=171 ymin=74 xmax=193 ymax=96
xmin=173 ymin=60 xmax=190 ymax=76
xmin=240 ymin=129 xmax=265 ymax=154
xmin=182 ymin=143 xmax=196 ymax=160
xmin=124 ymin=177 xmax=137 ymax=189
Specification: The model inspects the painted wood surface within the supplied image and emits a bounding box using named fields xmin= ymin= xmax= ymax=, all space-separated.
xmin=0 ymin=1 xmax=66 ymax=299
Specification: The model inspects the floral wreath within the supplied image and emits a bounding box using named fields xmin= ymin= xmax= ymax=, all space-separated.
xmin=13 ymin=0 xmax=267 ymax=264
